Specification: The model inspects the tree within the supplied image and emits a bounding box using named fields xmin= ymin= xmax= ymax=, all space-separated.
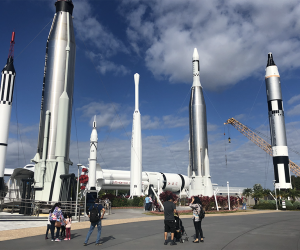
xmin=262 ymin=189 xmax=272 ymax=200
xmin=253 ymin=184 xmax=263 ymax=192
xmin=252 ymin=190 xmax=263 ymax=205
xmin=243 ymin=188 xmax=253 ymax=206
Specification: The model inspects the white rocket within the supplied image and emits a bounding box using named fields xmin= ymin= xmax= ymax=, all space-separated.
xmin=130 ymin=73 xmax=142 ymax=197
xmin=0 ymin=32 xmax=16 ymax=191
xmin=33 ymin=0 xmax=76 ymax=202
xmin=189 ymin=48 xmax=213 ymax=197
xmin=89 ymin=116 xmax=98 ymax=190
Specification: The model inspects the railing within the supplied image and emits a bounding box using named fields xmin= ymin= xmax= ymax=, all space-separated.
xmin=0 ymin=195 xmax=111 ymax=221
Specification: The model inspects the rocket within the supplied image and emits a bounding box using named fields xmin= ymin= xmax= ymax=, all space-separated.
xmin=130 ymin=73 xmax=142 ymax=197
xmin=89 ymin=116 xmax=98 ymax=190
xmin=0 ymin=32 xmax=16 ymax=191
xmin=33 ymin=0 xmax=76 ymax=201
xmin=265 ymin=53 xmax=292 ymax=189
xmin=189 ymin=48 xmax=213 ymax=197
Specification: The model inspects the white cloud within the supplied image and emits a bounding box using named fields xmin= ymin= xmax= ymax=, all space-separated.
xmin=288 ymin=94 xmax=300 ymax=105
xmin=121 ymin=0 xmax=300 ymax=90
xmin=73 ymin=0 xmax=130 ymax=75
xmin=287 ymin=104 xmax=300 ymax=116
xmin=163 ymin=115 xmax=187 ymax=128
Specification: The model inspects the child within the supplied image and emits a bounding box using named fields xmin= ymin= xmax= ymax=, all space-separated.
xmin=60 ymin=213 xmax=67 ymax=239
xmin=64 ymin=213 xmax=72 ymax=240
xmin=45 ymin=210 xmax=51 ymax=239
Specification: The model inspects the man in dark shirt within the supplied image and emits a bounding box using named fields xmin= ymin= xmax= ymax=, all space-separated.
xmin=163 ymin=194 xmax=178 ymax=245
xmin=84 ymin=198 xmax=105 ymax=246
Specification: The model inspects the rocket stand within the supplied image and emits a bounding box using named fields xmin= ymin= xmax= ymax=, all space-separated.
xmin=84 ymin=190 xmax=98 ymax=217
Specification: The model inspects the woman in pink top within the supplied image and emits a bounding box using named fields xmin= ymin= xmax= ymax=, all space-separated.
xmin=64 ymin=213 xmax=72 ymax=240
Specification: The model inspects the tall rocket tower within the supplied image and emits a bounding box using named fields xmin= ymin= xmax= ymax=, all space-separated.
xmin=0 ymin=32 xmax=16 ymax=191
xmin=33 ymin=0 xmax=76 ymax=201
xmin=130 ymin=73 xmax=142 ymax=197
xmin=265 ymin=53 xmax=292 ymax=189
xmin=189 ymin=48 xmax=213 ymax=197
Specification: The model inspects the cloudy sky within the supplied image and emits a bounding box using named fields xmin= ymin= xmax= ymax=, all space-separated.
xmin=0 ymin=0 xmax=300 ymax=189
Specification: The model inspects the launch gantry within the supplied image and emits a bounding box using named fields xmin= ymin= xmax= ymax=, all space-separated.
xmin=225 ymin=118 xmax=300 ymax=177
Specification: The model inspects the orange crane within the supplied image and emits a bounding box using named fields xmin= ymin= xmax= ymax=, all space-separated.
xmin=225 ymin=118 xmax=300 ymax=177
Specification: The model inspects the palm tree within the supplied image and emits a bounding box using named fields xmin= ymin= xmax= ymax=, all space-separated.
xmin=262 ymin=189 xmax=272 ymax=200
xmin=243 ymin=188 xmax=253 ymax=206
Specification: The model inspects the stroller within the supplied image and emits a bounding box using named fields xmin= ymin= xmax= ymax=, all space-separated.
xmin=174 ymin=215 xmax=189 ymax=243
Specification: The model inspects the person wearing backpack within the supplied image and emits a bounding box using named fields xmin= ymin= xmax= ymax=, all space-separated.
xmin=84 ymin=198 xmax=106 ymax=246
xmin=189 ymin=196 xmax=204 ymax=243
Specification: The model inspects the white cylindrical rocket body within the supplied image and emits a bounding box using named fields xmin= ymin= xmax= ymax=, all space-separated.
xmin=34 ymin=1 xmax=76 ymax=202
xmin=130 ymin=73 xmax=142 ymax=197
xmin=189 ymin=48 xmax=213 ymax=197
xmin=89 ymin=117 xmax=98 ymax=190
xmin=265 ymin=53 xmax=292 ymax=189
xmin=0 ymin=56 xmax=16 ymax=186
xmin=36 ymin=1 xmax=76 ymax=161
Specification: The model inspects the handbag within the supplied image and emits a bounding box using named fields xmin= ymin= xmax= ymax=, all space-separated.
xmin=55 ymin=221 xmax=61 ymax=228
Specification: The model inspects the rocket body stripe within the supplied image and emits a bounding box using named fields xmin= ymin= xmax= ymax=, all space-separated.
xmin=265 ymin=53 xmax=291 ymax=189
xmin=0 ymin=56 xmax=16 ymax=178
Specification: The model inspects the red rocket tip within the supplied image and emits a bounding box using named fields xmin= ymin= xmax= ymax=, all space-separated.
xmin=11 ymin=32 xmax=15 ymax=43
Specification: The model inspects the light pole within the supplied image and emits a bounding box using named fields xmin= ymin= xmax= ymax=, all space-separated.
xmin=75 ymin=163 xmax=82 ymax=220
xmin=273 ymin=180 xmax=278 ymax=210
xmin=227 ymin=181 xmax=230 ymax=210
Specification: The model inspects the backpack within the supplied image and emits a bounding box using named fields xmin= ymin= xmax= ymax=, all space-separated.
xmin=199 ymin=206 xmax=205 ymax=220
xmin=90 ymin=205 xmax=100 ymax=223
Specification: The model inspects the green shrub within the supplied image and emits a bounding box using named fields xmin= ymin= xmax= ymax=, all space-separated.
xmin=284 ymin=200 xmax=293 ymax=207
xmin=293 ymin=201 xmax=300 ymax=209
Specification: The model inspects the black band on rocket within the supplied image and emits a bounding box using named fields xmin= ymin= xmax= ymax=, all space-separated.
xmin=273 ymin=156 xmax=290 ymax=183
xmin=55 ymin=1 xmax=74 ymax=15
xmin=0 ymin=143 xmax=8 ymax=146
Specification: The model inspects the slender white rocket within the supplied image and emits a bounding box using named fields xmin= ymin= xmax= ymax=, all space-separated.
xmin=189 ymin=48 xmax=213 ymax=197
xmin=130 ymin=73 xmax=142 ymax=197
xmin=89 ymin=116 xmax=98 ymax=190
xmin=0 ymin=32 xmax=16 ymax=190
xmin=265 ymin=53 xmax=292 ymax=189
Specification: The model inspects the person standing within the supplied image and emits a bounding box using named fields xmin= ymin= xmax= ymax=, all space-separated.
xmin=45 ymin=210 xmax=51 ymax=239
xmin=49 ymin=202 xmax=65 ymax=242
xmin=163 ymin=194 xmax=178 ymax=245
xmin=145 ymin=195 xmax=150 ymax=211
xmin=189 ymin=196 xmax=204 ymax=243
xmin=84 ymin=198 xmax=106 ymax=246
xmin=65 ymin=213 xmax=72 ymax=240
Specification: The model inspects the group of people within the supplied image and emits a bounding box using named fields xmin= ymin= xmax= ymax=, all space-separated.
xmin=45 ymin=195 xmax=204 ymax=246
xmin=46 ymin=202 xmax=72 ymax=241
xmin=163 ymin=195 xmax=204 ymax=245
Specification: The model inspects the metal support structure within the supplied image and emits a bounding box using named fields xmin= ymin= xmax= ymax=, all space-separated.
xmin=273 ymin=180 xmax=278 ymax=210
xmin=214 ymin=188 xmax=219 ymax=211
xmin=75 ymin=163 xmax=81 ymax=220
xmin=225 ymin=118 xmax=300 ymax=176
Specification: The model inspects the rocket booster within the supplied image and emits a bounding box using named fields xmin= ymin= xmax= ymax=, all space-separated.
xmin=89 ymin=116 xmax=98 ymax=190
xmin=130 ymin=73 xmax=142 ymax=197
xmin=265 ymin=53 xmax=292 ymax=189
xmin=189 ymin=48 xmax=208 ymax=176
xmin=0 ymin=32 xmax=16 ymax=189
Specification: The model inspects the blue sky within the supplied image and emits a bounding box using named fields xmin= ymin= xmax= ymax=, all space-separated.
xmin=1 ymin=0 xmax=300 ymax=189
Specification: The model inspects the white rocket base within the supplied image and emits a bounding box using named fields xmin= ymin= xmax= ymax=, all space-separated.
xmin=189 ymin=175 xmax=213 ymax=197
xmin=34 ymin=159 xmax=70 ymax=201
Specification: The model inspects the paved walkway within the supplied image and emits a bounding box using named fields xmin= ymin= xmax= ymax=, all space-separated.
xmin=1 ymin=209 xmax=298 ymax=250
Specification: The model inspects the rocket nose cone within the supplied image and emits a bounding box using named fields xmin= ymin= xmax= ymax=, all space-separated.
xmin=267 ymin=52 xmax=276 ymax=67
xmin=134 ymin=73 xmax=140 ymax=85
xmin=193 ymin=48 xmax=199 ymax=60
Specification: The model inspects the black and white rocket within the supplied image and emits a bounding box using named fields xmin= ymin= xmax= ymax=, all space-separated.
xmin=189 ymin=48 xmax=213 ymax=197
xmin=265 ymin=53 xmax=292 ymax=189
xmin=130 ymin=73 xmax=142 ymax=197
xmin=33 ymin=0 xmax=76 ymax=201
xmin=0 ymin=32 xmax=16 ymax=191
